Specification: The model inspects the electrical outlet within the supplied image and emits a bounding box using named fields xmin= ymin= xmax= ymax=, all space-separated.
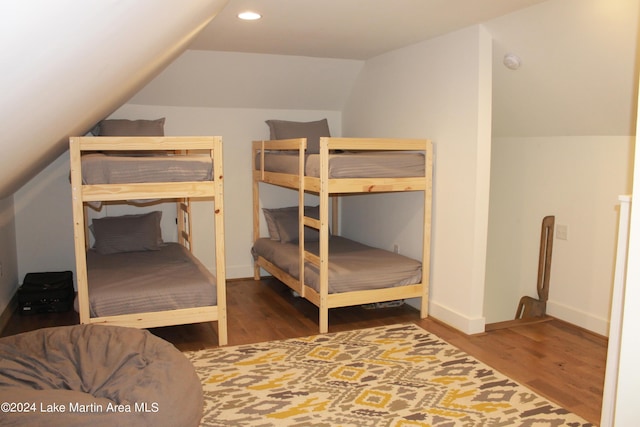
xmin=393 ymin=244 xmax=399 ymax=254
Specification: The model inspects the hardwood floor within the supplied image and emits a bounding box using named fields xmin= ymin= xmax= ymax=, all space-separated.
xmin=1 ymin=277 xmax=607 ymax=424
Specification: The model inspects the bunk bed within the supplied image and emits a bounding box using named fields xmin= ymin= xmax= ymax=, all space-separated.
xmin=69 ymin=136 xmax=227 ymax=345
xmin=252 ymin=135 xmax=432 ymax=333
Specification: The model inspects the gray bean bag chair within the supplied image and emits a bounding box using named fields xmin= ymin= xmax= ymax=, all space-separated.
xmin=0 ymin=324 xmax=203 ymax=426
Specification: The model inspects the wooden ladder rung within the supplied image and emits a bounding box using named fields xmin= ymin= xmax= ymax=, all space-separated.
xmin=304 ymin=216 xmax=320 ymax=230
xmin=304 ymin=251 xmax=320 ymax=266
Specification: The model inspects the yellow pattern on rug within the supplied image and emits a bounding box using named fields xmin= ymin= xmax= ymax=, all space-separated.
xmin=186 ymin=324 xmax=593 ymax=426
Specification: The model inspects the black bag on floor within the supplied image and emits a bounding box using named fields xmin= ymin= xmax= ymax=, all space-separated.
xmin=17 ymin=271 xmax=74 ymax=315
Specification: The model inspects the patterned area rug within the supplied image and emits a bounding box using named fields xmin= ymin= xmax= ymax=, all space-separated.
xmin=185 ymin=324 xmax=593 ymax=426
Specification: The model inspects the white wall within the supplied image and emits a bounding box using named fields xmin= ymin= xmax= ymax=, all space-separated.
xmin=483 ymin=0 xmax=639 ymax=333
xmin=128 ymin=50 xmax=363 ymax=111
xmin=113 ymin=104 xmax=342 ymax=278
xmin=342 ymin=25 xmax=493 ymax=334
xmin=487 ymin=0 xmax=639 ymax=138
xmin=14 ymin=153 xmax=75 ymax=281
xmin=0 ymin=196 xmax=18 ymax=316
xmin=13 ymin=104 xmax=341 ymax=283
xmin=485 ymin=136 xmax=634 ymax=333
xmin=613 ymin=76 xmax=640 ymax=427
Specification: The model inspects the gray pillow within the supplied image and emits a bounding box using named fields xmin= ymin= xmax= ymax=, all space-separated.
xmin=262 ymin=205 xmax=325 ymax=243
xmin=265 ymin=119 xmax=330 ymax=154
xmin=92 ymin=211 xmax=163 ymax=255
xmin=262 ymin=208 xmax=283 ymax=241
xmin=93 ymin=118 xmax=167 ymax=156
xmin=95 ymin=118 xmax=165 ymax=136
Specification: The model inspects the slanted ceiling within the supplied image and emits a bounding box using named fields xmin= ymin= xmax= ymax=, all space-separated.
xmin=0 ymin=0 xmax=228 ymax=199
xmin=1 ymin=0 xmax=638 ymax=199
xmin=131 ymin=0 xmax=640 ymax=139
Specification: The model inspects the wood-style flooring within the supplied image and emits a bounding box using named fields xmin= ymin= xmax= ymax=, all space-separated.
xmin=1 ymin=277 xmax=607 ymax=424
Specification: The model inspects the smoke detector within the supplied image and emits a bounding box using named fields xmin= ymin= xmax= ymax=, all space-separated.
xmin=503 ymin=53 xmax=522 ymax=70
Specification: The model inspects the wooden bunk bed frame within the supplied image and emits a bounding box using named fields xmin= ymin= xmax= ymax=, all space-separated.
xmin=252 ymin=137 xmax=433 ymax=333
xmin=69 ymin=136 xmax=227 ymax=345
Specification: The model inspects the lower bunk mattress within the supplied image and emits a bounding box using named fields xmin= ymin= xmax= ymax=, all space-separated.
xmin=76 ymin=243 xmax=216 ymax=318
xmin=252 ymin=236 xmax=422 ymax=294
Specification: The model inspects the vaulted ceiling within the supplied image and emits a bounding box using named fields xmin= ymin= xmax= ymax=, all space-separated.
xmin=0 ymin=0 xmax=228 ymax=199
xmin=1 ymin=0 xmax=637 ymax=199
xmin=189 ymin=0 xmax=550 ymax=59
xmin=133 ymin=0 xmax=640 ymax=138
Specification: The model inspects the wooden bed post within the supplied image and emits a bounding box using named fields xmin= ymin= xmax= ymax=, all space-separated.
xmin=421 ymin=140 xmax=433 ymax=318
xmin=298 ymin=138 xmax=306 ymax=298
xmin=318 ymin=137 xmax=331 ymax=333
xmin=252 ymin=141 xmax=262 ymax=280
xmin=212 ymin=136 xmax=228 ymax=346
xmin=69 ymin=137 xmax=91 ymax=324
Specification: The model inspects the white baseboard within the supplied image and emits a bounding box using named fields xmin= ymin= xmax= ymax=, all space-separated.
xmin=235 ymin=266 xmax=488 ymax=336
xmin=213 ymin=267 xmax=609 ymax=337
xmin=413 ymin=299 xmax=485 ymax=335
xmin=207 ymin=264 xmax=255 ymax=280
xmin=225 ymin=264 xmax=255 ymax=280
xmin=547 ymin=300 xmax=609 ymax=336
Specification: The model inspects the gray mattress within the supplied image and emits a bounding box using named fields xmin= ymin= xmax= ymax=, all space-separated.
xmin=81 ymin=153 xmax=213 ymax=184
xmin=256 ymin=151 xmax=425 ymax=178
xmin=77 ymin=243 xmax=216 ymax=318
xmin=253 ymin=236 xmax=422 ymax=293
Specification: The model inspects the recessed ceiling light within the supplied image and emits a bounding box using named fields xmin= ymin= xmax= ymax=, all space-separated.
xmin=238 ymin=11 xmax=261 ymax=21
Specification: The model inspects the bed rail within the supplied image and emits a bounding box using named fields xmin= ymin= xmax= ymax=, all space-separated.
xmin=70 ymin=136 xmax=220 ymax=202
xmin=252 ymin=137 xmax=430 ymax=193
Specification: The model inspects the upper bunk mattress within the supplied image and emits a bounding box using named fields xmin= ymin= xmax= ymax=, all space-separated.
xmin=256 ymin=151 xmax=425 ymax=178
xmin=252 ymin=236 xmax=422 ymax=293
xmin=78 ymin=243 xmax=216 ymax=317
xmin=81 ymin=153 xmax=213 ymax=184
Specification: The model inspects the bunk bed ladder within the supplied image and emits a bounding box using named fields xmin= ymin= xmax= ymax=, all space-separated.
xmin=297 ymin=138 xmax=307 ymax=299
xmin=176 ymin=144 xmax=194 ymax=253
xmin=177 ymin=198 xmax=193 ymax=252
xmin=305 ymin=137 xmax=331 ymax=333
xmin=421 ymin=140 xmax=433 ymax=319
xmin=294 ymin=137 xmax=332 ymax=333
